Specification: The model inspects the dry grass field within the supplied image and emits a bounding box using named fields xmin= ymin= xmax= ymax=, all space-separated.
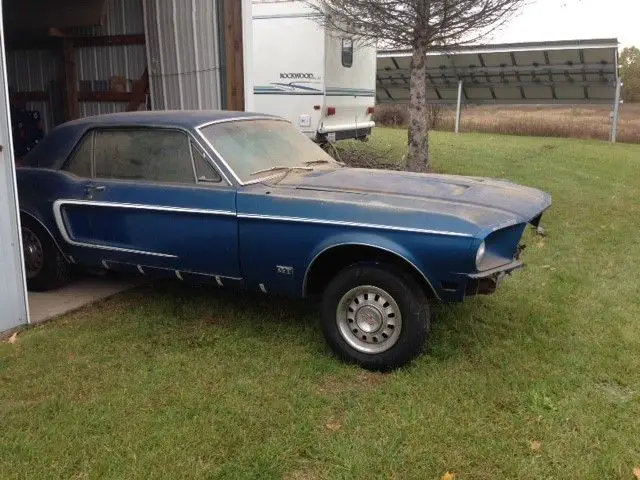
xmin=376 ymin=103 xmax=640 ymax=144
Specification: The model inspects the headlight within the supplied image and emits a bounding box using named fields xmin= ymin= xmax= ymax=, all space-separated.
xmin=475 ymin=241 xmax=486 ymax=270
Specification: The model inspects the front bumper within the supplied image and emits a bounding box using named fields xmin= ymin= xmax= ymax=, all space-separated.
xmin=465 ymin=260 xmax=524 ymax=296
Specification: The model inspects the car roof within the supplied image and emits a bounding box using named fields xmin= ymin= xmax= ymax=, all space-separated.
xmin=63 ymin=110 xmax=276 ymax=129
xmin=22 ymin=110 xmax=279 ymax=170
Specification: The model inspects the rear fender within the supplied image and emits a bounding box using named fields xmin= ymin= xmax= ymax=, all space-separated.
xmin=19 ymin=208 xmax=69 ymax=262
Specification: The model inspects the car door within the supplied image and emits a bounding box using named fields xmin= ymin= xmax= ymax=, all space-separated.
xmin=54 ymin=127 xmax=241 ymax=282
xmin=53 ymin=131 xmax=104 ymax=249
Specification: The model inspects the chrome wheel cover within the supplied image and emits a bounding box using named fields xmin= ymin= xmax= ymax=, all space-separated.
xmin=336 ymin=285 xmax=402 ymax=354
xmin=22 ymin=227 xmax=44 ymax=279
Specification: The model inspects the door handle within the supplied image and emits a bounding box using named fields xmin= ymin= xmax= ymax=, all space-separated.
xmin=84 ymin=184 xmax=106 ymax=199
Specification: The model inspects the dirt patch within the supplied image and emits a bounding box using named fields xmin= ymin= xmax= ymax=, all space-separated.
xmin=198 ymin=316 xmax=229 ymax=327
xmin=597 ymin=379 xmax=637 ymax=403
xmin=285 ymin=467 xmax=322 ymax=480
xmin=324 ymin=409 xmax=348 ymax=432
xmin=315 ymin=370 xmax=389 ymax=396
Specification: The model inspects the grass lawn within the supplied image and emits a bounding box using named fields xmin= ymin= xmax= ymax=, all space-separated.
xmin=2 ymin=129 xmax=640 ymax=479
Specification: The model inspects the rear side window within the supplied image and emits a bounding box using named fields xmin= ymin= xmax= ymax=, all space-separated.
xmin=94 ymin=129 xmax=195 ymax=184
xmin=64 ymin=133 xmax=93 ymax=178
xmin=342 ymin=38 xmax=353 ymax=68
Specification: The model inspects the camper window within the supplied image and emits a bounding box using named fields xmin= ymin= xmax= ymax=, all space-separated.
xmin=341 ymin=38 xmax=353 ymax=68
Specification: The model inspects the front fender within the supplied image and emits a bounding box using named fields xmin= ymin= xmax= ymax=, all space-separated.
xmin=302 ymin=231 xmax=439 ymax=299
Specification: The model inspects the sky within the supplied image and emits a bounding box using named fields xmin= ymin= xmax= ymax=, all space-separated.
xmin=490 ymin=0 xmax=639 ymax=49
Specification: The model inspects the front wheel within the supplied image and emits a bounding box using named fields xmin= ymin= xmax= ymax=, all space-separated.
xmin=321 ymin=265 xmax=430 ymax=371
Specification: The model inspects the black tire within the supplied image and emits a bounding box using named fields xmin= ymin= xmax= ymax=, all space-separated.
xmin=21 ymin=216 xmax=72 ymax=291
xmin=321 ymin=264 xmax=430 ymax=371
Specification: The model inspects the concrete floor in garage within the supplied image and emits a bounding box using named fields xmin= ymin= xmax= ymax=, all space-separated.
xmin=28 ymin=275 xmax=141 ymax=325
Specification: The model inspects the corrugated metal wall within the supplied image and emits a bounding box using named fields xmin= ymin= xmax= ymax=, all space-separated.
xmin=6 ymin=0 xmax=148 ymax=132
xmin=6 ymin=0 xmax=245 ymax=130
xmin=144 ymin=0 xmax=223 ymax=110
xmin=6 ymin=49 xmax=58 ymax=131
xmin=72 ymin=0 xmax=146 ymax=36
xmin=75 ymin=0 xmax=148 ymax=116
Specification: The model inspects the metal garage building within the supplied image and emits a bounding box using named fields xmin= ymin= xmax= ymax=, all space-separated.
xmin=0 ymin=0 xmax=254 ymax=333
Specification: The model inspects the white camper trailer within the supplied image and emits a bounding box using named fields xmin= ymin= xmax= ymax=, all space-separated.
xmin=252 ymin=0 xmax=376 ymax=143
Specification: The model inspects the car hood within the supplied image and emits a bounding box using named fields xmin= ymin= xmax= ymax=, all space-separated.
xmin=278 ymin=167 xmax=552 ymax=232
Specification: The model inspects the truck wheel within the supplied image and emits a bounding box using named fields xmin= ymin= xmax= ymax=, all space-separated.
xmin=321 ymin=264 xmax=430 ymax=371
xmin=21 ymin=217 xmax=72 ymax=291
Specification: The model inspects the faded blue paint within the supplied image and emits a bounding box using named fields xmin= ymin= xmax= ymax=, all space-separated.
xmin=17 ymin=112 xmax=552 ymax=303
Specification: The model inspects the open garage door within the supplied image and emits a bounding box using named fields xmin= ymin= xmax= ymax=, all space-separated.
xmin=0 ymin=1 xmax=29 ymax=332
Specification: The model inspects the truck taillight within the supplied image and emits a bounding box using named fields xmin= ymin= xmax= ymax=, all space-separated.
xmin=327 ymin=107 xmax=336 ymax=116
xmin=367 ymin=106 xmax=375 ymax=115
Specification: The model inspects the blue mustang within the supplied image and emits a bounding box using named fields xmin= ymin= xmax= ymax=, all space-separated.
xmin=17 ymin=111 xmax=551 ymax=370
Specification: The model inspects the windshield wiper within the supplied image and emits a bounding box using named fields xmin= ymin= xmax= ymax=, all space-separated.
xmin=250 ymin=165 xmax=313 ymax=176
xmin=303 ymin=159 xmax=330 ymax=166
xmin=304 ymin=159 xmax=347 ymax=167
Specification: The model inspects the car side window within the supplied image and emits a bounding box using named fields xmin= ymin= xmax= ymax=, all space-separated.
xmin=94 ymin=129 xmax=195 ymax=184
xmin=63 ymin=132 xmax=93 ymax=178
xmin=342 ymin=38 xmax=353 ymax=68
xmin=191 ymin=142 xmax=222 ymax=183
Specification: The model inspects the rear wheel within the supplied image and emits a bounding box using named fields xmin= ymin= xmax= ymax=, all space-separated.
xmin=21 ymin=217 xmax=72 ymax=291
xmin=321 ymin=264 xmax=430 ymax=371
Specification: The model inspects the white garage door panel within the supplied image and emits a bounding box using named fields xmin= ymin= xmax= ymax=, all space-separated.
xmin=0 ymin=5 xmax=29 ymax=333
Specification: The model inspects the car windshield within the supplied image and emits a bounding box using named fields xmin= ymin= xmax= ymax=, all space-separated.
xmin=198 ymin=119 xmax=337 ymax=183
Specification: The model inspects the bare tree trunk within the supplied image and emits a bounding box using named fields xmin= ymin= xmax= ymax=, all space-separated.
xmin=407 ymin=44 xmax=429 ymax=172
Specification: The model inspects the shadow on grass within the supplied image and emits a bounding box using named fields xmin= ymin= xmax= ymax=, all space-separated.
xmin=77 ymin=277 xmax=558 ymax=372
xmin=145 ymin=279 xmax=319 ymax=327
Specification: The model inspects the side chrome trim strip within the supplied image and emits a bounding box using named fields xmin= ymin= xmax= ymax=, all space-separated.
xmin=53 ymin=200 xmax=179 ymax=258
xmin=55 ymin=199 xmax=236 ymax=217
xmin=302 ymin=242 xmax=441 ymax=301
xmin=103 ymin=259 xmax=242 ymax=282
xmin=238 ymin=213 xmax=473 ymax=238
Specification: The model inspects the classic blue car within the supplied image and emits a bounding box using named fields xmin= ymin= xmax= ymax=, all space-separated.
xmin=17 ymin=111 xmax=551 ymax=369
